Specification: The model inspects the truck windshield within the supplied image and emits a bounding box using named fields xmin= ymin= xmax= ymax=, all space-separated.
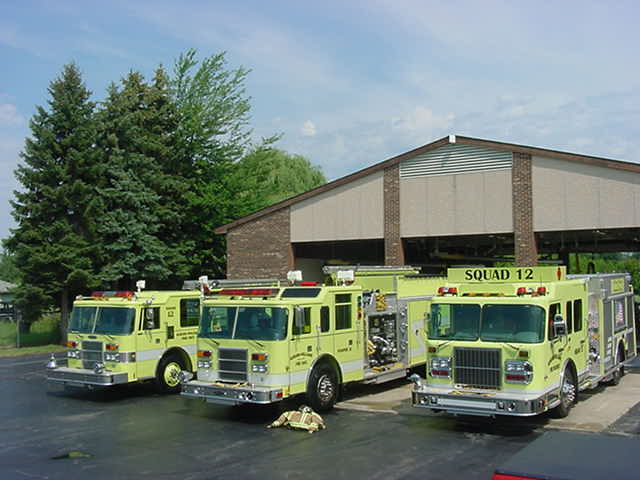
xmin=429 ymin=303 xmax=545 ymax=343
xmin=481 ymin=304 xmax=545 ymax=343
xmin=200 ymin=306 xmax=288 ymax=341
xmin=430 ymin=304 xmax=481 ymax=340
xmin=68 ymin=306 xmax=135 ymax=335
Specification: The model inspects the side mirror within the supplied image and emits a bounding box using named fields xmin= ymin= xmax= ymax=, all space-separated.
xmin=144 ymin=309 xmax=155 ymax=329
xmin=294 ymin=306 xmax=305 ymax=331
xmin=553 ymin=314 xmax=567 ymax=337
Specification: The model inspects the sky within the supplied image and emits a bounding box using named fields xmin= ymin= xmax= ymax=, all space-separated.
xmin=1 ymin=0 xmax=640 ymax=242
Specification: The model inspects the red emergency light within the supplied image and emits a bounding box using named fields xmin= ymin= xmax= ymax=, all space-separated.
xmin=437 ymin=287 xmax=458 ymax=296
xmin=300 ymin=281 xmax=318 ymax=286
xmin=218 ymin=288 xmax=279 ymax=297
xmin=91 ymin=291 xmax=134 ymax=298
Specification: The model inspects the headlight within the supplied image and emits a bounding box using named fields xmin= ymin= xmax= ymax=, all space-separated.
xmin=430 ymin=357 xmax=451 ymax=378
xmin=198 ymin=360 xmax=212 ymax=369
xmin=67 ymin=350 xmax=80 ymax=359
xmin=252 ymin=364 xmax=268 ymax=373
xmin=505 ymin=360 xmax=533 ymax=384
xmin=105 ymin=352 xmax=120 ymax=362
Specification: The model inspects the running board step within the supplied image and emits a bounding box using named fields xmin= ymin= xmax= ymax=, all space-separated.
xmin=363 ymin=367 xmax=407 ymax=384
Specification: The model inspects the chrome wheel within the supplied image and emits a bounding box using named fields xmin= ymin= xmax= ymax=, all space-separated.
xmin=560 ymin=378 xmax=576 ymax=407
xmin=317 ymin=374 xmax=335 ymax=403
xmin=164 ymin=362 xmax=181 ymax=388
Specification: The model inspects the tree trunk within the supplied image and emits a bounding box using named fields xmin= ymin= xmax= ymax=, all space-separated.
xmin=60 ymin=287 xmax=69 ymax=344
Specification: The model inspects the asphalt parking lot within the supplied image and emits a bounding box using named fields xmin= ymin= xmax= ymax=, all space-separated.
xmin=2 ymin=353 xmax=640 ymax=480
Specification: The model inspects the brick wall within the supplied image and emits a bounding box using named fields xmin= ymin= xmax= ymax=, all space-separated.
xmin=384 ymin=165 xmax=405 ymax=265
xmin=226 ymin=207 xmax=293 ymax=279
xmin=512 ymin=152 xmax=538 ymax=266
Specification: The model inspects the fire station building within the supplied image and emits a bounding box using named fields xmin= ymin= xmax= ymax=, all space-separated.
xmin=216 ymin=135 xmax=640 ymax=281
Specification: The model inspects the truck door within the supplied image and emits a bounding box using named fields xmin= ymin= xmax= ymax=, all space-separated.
xmin=402 ymin=298 xmax=431 ymax=368
xmin=171 ymin=297 xmax=199 ymax=357
xmin=332 ymin=293 xmax=361 ymax=380
xmin=289 ymin=306 xmax=317 ymax=389
xmin=565 ymin=299 xmax=588 ymax=376
xmin=547 ymin=302 xmax=567 ymax=382
xmin=318 ymin=305 xmax=335 ymax=357
xmin=137 ymin=306 xmax=164 ymax=379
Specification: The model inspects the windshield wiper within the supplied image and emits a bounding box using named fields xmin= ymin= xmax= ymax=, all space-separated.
xmin=247 ymin=338 xmax=265 ymax=348
xmin=435 ymin=340 xmax=453 ymax=351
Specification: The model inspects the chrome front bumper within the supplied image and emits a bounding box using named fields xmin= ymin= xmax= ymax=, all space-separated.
xmin=46 ymin=367 xmax=128 ymax=387
xmin=181 ymin=380 xmax=283 ymax=405
xmin=412 ymin=385 xmax=554 ymax=417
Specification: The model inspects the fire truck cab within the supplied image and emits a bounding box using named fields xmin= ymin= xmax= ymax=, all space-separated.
xmin=46 ymin=284 xmax=203 ymax=392
xmin=181 ymin=266 xmax=443 ymax=411
xmin=411 ymin=266 xmax=636 ymax=418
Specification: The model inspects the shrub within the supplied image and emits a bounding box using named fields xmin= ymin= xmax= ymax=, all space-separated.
xmin=30 ymin=312 xmax=60 ymax=334
xmin=0 ymin=322 xmax=16 ymax=347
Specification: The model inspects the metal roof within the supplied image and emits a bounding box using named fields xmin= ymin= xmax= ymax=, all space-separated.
xmin=0 ymin=281 xmax=16 ymax=294
xmin=215 ymin=135 xmax=640 ymax=234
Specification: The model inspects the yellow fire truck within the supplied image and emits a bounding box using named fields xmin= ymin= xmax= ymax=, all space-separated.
xmin=411 ymin=266 xmax=636 ymax=418
xmin=46 ymin=283 xmax=202 ymax=392
xmin=181 ymin=266 xmax=443 ymax=411
xmin=46 ymin=279 xmax=283 ymax=392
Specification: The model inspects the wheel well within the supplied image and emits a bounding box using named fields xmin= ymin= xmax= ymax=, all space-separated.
xmin=564 ymin=359 xmax=578 ymax=385
xmin=156 ymin=347 xmax=192 ymax=377
xmin=309 ymin=354 xmax=343 ymax=385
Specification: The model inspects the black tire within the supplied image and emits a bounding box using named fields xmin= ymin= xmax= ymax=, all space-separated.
xmin=156 ymin=354 xmax=185 ymax=394
xmin=609 ymin=345 xmax=625 ymax=386
xmin=306 ymin=363 xmax=339 ymax=412
xmin=551 ymin=367 xmax=577 ymax=418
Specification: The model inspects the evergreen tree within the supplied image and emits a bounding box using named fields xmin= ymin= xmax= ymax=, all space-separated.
xmin=6 ymin=63 xmax=100 ymax=333
xmin=95 ymin=70 xmax=185 ymax=288
xmin=0 ymin=249 xmax=19 ymax=283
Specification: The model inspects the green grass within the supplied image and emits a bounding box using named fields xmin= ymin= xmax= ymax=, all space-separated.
xmin=0 ymin=312 xmax=61 ymax=348
xmin=0 ymin=344 xmax=66 ymax=357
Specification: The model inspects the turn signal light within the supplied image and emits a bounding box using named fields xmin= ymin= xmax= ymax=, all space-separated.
xmin=197 ymin=350 xmax=212 ymax=358
xmin=437 ymin=287 xmax=458 ymax=296
xmin=105 ymin=343 xmax=119 ymax=351
xmin=65 ymin=341 xmax=77 ymax=348
xmin=251 ymin=353 xmax=268 ymax=361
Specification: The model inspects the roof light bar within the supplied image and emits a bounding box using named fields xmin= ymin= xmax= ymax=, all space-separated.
xmin=218 ymin=288 xmax=279 ymax=297
xmin=90 ymin=291 xmax=134 ymax=298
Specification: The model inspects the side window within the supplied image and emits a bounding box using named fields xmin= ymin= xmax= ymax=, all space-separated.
xmin=293 ymin=307 xmax=312 ymax=335
xmin=180 ymin=298 xmax=200 ymax=327
xmin=320 ymin=306 xmax=330 ymax=332
xmin=573 ymin=299 xmax=582 ymax=332
xmin=548 ymin=303 xmax=560 ymax=340
xmin=335 ymin=294 xmax=352 ymax=330
xmin=143 ymin=307 xmax=160 ymax=330
xmin=565 ymin=301 xmax=573 ymax=334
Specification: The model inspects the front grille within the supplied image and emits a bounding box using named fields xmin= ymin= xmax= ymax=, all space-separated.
xmin=82 ymin=341 xmax=103 ymax=370
xmin=218 ymin=347 xmax=247 ymax=382
xmin=454 ymin=347 xmax=501 ymax=389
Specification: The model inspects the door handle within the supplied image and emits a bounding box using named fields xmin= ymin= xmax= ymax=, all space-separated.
xmin=307 ymin=345 xmax=312 ymax=352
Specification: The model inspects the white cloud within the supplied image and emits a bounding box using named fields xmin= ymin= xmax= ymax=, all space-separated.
xmin=0 ymin=104 xmax=24 ymax=126
xmin=392 ymin=106 xmax=454 ymax=135
xmin=301 ymin=120 xmax=317 ymax=137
